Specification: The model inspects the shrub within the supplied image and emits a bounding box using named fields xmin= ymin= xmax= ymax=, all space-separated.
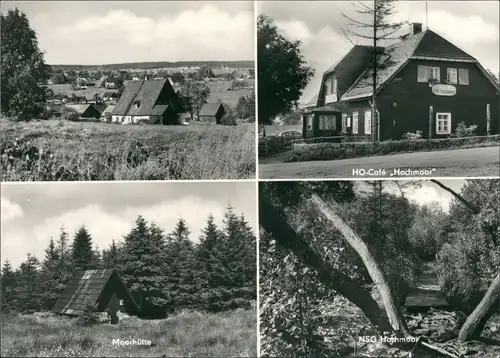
xmin=454 ymin=121 xmax=478 ymax=137
xmin=61 ymin=107 xmax=79 ymax=121
xmin=402 ymin=130 xmax=423 ymax=140
xmin=76 ymin=300 xmax=100 ymax=327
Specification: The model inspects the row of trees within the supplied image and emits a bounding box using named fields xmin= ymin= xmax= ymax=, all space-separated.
xmin=1 ymin=207 xmax=256 ymax=318
xmin=260 ymin=180 xmax=499 ymax=356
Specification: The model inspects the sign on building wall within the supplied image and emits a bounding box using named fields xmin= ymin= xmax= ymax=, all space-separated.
xmin=431 ymin=84 xmax=456 ymax=96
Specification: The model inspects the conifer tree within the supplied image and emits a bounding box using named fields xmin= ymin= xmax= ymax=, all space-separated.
xmin=165 ymin=218 xmax=198 ymax=311
xmin=103 ymin=239 xmax=119 ymax=268
xmin=16 ymin=254 xmax=42 ymax=313
xmin=120 ymin=216 xmax=168 ymax=318
xmin=1 ymin=259 xmax=17 ymax=312
xmin=71 ymin=226 xmax=94 ymax=270
xmin=40 ymin=238 xmax=64 ymax=310
xmin=197 ymin=215 xmax=225 ymax=310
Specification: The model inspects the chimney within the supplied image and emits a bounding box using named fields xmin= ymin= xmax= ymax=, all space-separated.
xmin=410 ymin=22 xmax=423 ymax=35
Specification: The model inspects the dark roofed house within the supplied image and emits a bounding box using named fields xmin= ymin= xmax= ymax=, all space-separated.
xmin=198 ymin=102 xmax=225 ymax=124
xmin=65 ymin=104 xmax=101 ymax=119
xmin=51 ymin=269 xmax=139 ymax=324
xmin=304 ymin=23 xmax=500 ymax=141
xmin=111 ymin=79 xmax=183 ymax=125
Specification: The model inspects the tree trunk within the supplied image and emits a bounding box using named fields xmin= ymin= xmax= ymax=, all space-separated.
xmin=458 ymin=272 xmax=500 ymax=341
xmin=259 ymin=196 xmax=395 ymax=335
xmin=431 ymin=179 xmax=500 ymax=339
xmin=309 ymin=193 xmax=409 ymax=335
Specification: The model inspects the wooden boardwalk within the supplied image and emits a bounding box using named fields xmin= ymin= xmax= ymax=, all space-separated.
xmin=405 ymin=262 xmax=449 ymax=309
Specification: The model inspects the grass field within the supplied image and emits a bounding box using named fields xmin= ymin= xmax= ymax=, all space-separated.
xmin=0 ymin=308 xmax=257 ymax=357
xmin=46 ymin=84 xmax=118 ymax=99
xmin=206 ymin=80 xmax=254 ymax=107
xmin=0 ymin=119 xmax=255 ymax=181
xmin=46 ymin=80 xmax=254 ymax=107
xmin=262 ymin=124 xmax=301 ymax=136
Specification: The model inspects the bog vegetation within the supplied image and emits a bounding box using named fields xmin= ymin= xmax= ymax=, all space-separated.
xmin=259 ymin=180 xmax=500 ymax=357
xmin=0 ymin=119 xmax=255 ymax=181
xmin=1 ymin=207 xmax=257 ymax=357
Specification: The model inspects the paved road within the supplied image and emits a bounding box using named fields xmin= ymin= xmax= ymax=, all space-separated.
xmin=259 ymin=146 xmax=500 ymax=179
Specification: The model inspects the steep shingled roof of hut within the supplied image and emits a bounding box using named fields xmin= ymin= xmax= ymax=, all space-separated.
xmin=51 ymin=269 xmax=139 ymax=316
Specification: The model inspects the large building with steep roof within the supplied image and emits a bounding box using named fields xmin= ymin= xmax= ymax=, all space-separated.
xmin=111 ymin=79 xmax=183 ymax=125
xmin=303 ymin=23 xmax=499 ymax=140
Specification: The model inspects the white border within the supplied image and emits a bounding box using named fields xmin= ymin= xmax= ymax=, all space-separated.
xmin=254 ymin=2 xmax=261 ymax=356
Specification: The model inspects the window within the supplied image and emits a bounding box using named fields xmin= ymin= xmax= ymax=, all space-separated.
xmin=458 ymin=68 xmax=469 ymax=85
xmin=341 ymin=113 xmax=347 ymax=133
xmin=429 ymin=67 xmax=440 ymax=83
xmin=306 ymin=115 xmax=313 ymax=130
xmin=333 ymin=78 xmax=338 ymax=94
xmin=325 ymin=76 xmax=338 ymax=95
xmin=447 ymin=68 xmax=458 ymax=84
xmin=436 ymin=112 xmax=451 ymax=134
xmin=352 ymin=112 xmax=359 ymax=134
xmin=417 ymin=65 xmax=429 ymax=82
xmin=319 ymin=115 xmax=335 ymax=130
xmin=364 ymin=110 xmax=372 ymax=135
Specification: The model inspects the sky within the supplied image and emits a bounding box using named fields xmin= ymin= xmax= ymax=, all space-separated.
xmin=354 ymin=179 xmax=466 ymax=213
xmin=1 ymin=1 xmax=254 ymax=65
xmin=1 ymin=181 xmax=257 ymax=269
xmin=257 ymin=1 xmax=500 ymax=103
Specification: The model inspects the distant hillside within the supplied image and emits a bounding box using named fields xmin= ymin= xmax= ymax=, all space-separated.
xmin=51 ymin=61 xmax=254 ymax=71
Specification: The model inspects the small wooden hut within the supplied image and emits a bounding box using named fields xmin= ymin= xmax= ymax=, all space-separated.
xmin=51 ymin=269 xmax=139 ymax=323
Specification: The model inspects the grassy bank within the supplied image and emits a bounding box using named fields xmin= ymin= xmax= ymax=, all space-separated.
xmin=1 ymin=308 xmax=257 ymax=357
xmin=0 ymin=119 xmax=255 ymax=181
xmin=291 ymin=135 xmax=500 ymax=162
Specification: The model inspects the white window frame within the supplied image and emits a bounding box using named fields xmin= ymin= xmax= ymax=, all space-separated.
xmin=352 ymin=112 xmax=359 ymax=134
xmin=364 ymin=110 xmax=372 ymax=135
xmin=458 ymin=68 xmax=469 ymax=85
xmin=436 ymin=112 xmax=451 ymax=134
xmin=341 ymin=114 xmax=347 ymax=133
xmin=306 ymin=115 xmax=313 ymax=130
xmin=447 ymin=68 xmax=458 ymax=84
xmin=429 ymin=67 xmax=440 ymax=83
xmin=333 ymin=77 xmax=338 ymax=94
xmin=417 ymin=65 xmax=429 ymax=82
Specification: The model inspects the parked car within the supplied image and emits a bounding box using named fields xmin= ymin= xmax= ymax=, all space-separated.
xmin=279 ymin=130 xmax=302 ymax=147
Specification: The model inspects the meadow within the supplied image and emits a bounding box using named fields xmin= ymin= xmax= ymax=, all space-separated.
xmin=0 ymin=308 xmax=257 ymax=357
xmin=0 ymin=119 xmax=255 ymax=181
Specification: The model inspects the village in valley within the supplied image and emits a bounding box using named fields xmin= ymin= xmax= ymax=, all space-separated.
xmin=0 ymin=1 xmax=256 ymax=181
xmin=44 ymin=63 xmax=255 ymax=125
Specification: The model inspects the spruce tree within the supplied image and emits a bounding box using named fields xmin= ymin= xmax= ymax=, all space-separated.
xmin=103 ymin=239 xmax=120 ymax=268
xmin=119 ymin=216 xmax=168 ymax=318
xmin=71 ymin=226 xmax=94 ymax=270
xmin=1 ymin=260 xmax=17 ymax=312
xmin=165 ymin=218 xmax=197 ymax=311
xmin=197 ymin=215 xmax=225 ymax=310
xmin=16 ymin=254 xmax=42 ymax=313
xmin=40 ymin=238 xmax=64 ymax=310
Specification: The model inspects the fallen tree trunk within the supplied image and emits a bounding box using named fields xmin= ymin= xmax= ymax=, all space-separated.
xmin=259 ymin=196 xmax=395 ymax=335
xmin=458 ymin=272 xmax=500 ymax=341
xmin=309 ymin=192 xmax=409 ymax=335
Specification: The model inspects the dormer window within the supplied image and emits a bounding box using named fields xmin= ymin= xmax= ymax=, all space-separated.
xmin=133 ymin=100 xmax=141 ymax=109
xmin=325 ymin=76 xmax=338 ymax=103
xmin=325 ymin=76 xmax=337 ymax=95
